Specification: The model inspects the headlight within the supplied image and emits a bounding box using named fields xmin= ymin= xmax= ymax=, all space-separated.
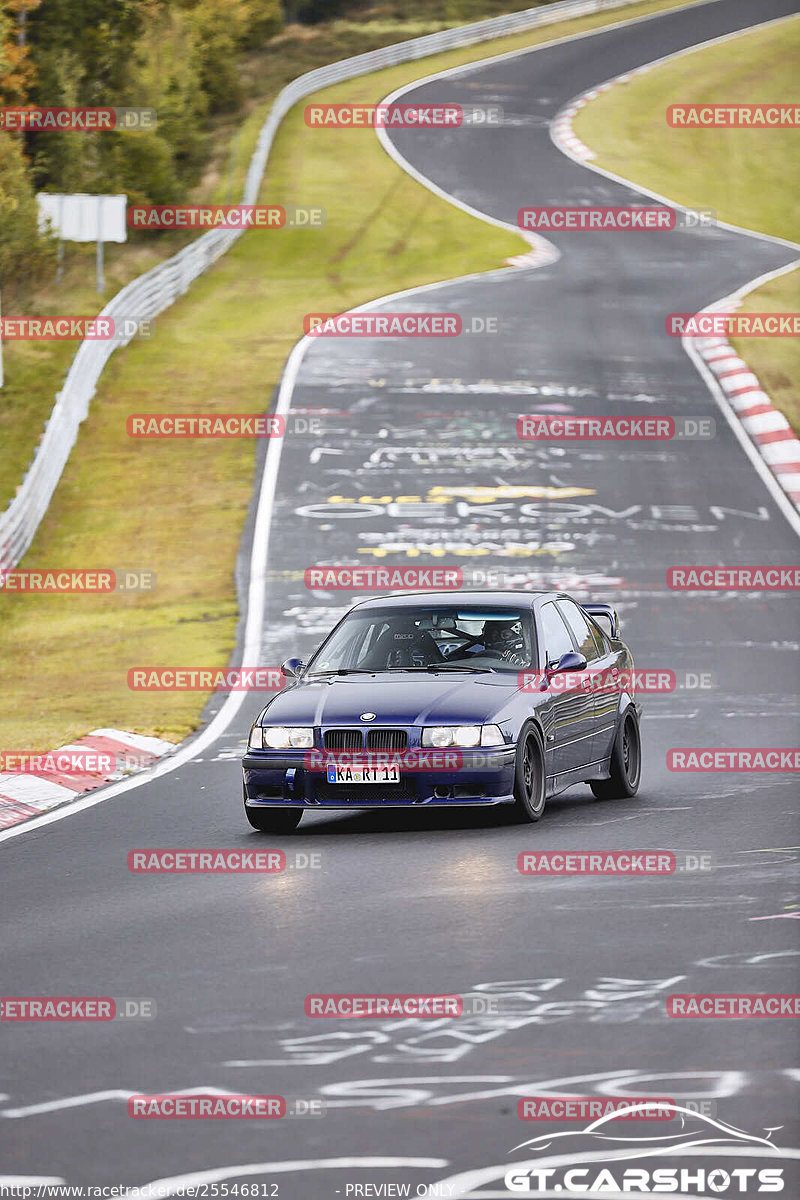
xmin=261 ymin=727 xmax=314 ymax=750
xmin=248 ymin=726 xmax=264 ymax=750
xmin=422 ymin=725 xmax=504 ymax=748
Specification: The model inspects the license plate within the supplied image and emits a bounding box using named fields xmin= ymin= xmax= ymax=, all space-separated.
xmin=326 ymin=765 xmax=400 ymax=784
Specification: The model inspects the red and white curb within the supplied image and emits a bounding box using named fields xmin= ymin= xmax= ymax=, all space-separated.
xmin=549 ymin=44 xmax=800 ymax=516
xmin=0 ymin=729 xmax=175 ymax=831
xmin=552 ymin=57 xmax=672 ymax=159
xmin=551 ymin=78 xmax=620 ymax=160
xmin=692 ymin=327 xmax=800 ymax=508
xmin=503 ymin=239 xmax=560 ymax=268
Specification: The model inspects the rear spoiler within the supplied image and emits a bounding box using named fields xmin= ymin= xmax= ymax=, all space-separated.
xmin=582 ymin=603 xmax=619 ymax=640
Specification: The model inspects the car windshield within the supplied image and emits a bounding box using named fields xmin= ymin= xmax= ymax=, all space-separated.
xmin=306 ymin=605 xmax=535 ymax=674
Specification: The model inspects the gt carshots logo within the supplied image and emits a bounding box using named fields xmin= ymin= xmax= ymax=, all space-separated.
xmin=504 ymin=1106 xmax=787 ymax=1193
xmin=504 ymin=1166 xmax=785 ymax=1192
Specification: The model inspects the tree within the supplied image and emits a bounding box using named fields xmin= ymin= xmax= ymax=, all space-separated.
xmin=0 ymin=0 xmax=40 ymax=105
xmin=0 ymin=0 xmax=49 ymax=288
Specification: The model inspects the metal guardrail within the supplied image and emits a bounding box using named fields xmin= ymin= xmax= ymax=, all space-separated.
xmin=0 ymin=0 xmax=642 ymax=573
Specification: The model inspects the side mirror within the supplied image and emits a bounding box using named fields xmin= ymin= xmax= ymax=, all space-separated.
xmin=549 ymin=651 xmax=587 ymax=675
xmin=281 ymin=657 xmax=305 ymax=679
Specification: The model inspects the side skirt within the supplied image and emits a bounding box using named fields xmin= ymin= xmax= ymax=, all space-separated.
xmin=547 ymin=757 xmax=611 ymax=798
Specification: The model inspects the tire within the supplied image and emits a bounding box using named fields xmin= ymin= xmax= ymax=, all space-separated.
xmin=511 ymin=725 xmax=546 ymax=822
xmin=244 ymin=804 xmax=303 ymax=833
xmin=590 ymin=710 xmax=641 ymax=800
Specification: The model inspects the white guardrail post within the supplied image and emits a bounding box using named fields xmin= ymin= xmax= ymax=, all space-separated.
xmin=0 ymin=0 xmax=638 ymax=574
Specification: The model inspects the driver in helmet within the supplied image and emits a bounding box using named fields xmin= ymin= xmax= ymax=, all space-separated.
xmin=461 ymin=618 xmax=526 ymax=664
xmin=483 ymin=618 xmax=525 ymax=659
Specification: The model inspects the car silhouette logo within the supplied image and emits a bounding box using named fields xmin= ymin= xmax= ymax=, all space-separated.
xmin=360 ymin=712 xmax=376 ymax=722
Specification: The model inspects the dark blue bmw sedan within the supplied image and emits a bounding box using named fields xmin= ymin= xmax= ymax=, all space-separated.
xmin=242 ymin=591 xmax=641 ymax=832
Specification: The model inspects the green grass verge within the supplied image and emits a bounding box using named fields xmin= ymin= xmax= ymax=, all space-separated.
xmin=1 ymin=3 xmax=544 ymax=516
xmin=573 ymin=14 xmax=800 ymax=433
xmin=0 ymin=0 xmax=713 ymax=752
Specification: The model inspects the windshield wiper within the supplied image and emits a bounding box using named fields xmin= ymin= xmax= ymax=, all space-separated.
xmin=377 ymin=664 xmax=499 ymax=674
xmin=306 ymin=668 xmax=373 ymax=677
xmin=431 ymin=662 xmax=494 ymax=672
xmin=426 ymin=664 xmax=497 ymax=673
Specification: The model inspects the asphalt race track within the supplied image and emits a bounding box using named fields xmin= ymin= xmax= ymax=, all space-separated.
xmin=2 ymin=0 xmax=799 ymax=1195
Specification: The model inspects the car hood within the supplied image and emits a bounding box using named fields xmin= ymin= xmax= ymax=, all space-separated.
xmin=260 ymin=672 xmax=514 ymax=727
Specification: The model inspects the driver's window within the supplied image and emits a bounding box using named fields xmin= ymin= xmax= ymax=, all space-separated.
xmin=540 ymin=603 xmax=574 ymax=664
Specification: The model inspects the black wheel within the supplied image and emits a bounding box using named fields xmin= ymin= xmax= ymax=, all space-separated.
xmin=511 ymin=726 xmax=546 ymax=822
xmin=244 ymin=804 xmax=303 ymax=832
xmin=590 ymin=710 xmax=641 ymax=800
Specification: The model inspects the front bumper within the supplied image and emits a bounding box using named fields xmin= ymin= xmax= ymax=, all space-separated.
xmin=242 ymin=746 xmax=517 ymax=807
